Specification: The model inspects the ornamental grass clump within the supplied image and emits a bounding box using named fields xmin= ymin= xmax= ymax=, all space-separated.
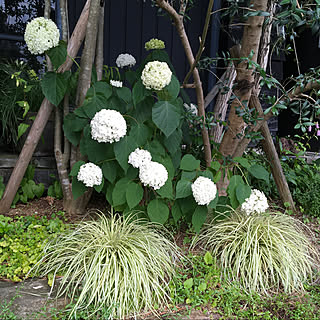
xmin=36 ymin=213 xmax=180 ymax=319
xmin=195 ymin=209 xmax=319 ymax=294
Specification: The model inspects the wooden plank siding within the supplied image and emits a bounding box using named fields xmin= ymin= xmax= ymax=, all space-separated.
xmin=67 ymin=0 xmax=212 ymax=91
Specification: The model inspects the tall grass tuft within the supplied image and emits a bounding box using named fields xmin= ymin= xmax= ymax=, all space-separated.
xmin=194 ymin=209 xmax=319 ymax=294
xmin=36 ymin=212 xmax=180 ymax=319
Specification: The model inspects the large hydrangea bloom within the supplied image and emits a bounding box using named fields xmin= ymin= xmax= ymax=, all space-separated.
xmin=24 ymin=17 xmax=60 ymax=55
xmin=191 ymin=176 xmax=217 ymax=206
xmin=116 ymin=53 xmax=136 ymax=68
xmin=241 ymin=189 xmax=269 ymax=215
xmin=77 ymin=163 xmax=103 ymax=187
xmin=90 ymin=109 xmax=127 ymax=143
xmin=128 ymin=148 xmax=152 ymax=169
xmin=141 ymin=61 xmax=172 ymax=91
xmin=139 ymin=161 xmax=168 ymax=190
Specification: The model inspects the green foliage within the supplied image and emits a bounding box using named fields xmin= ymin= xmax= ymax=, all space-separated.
xmin=36 ymin=213 xmax=180 ymax=319
xmin=47 ymin=175 xmax=63 ymax=199
xmin=0 ymin=212 xmax=67 ymax=282
xmin=12 ymin=165 xmax=45 ymax=207
xmin=195 ymin=209 xmax=319 ymax=294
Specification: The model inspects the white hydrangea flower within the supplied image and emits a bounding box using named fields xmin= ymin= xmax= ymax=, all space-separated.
xmin=90 ymin=109 xmax=127 ymax=143
xmin=141 ymin=61 xmax=172 ymax=91
xmin=116 ymin=53 xmax=136 ymax=68
xmin=191 ymin=176 xmax=217 ymax=206
xmin=139 ymin=161 xmax=168 ymax=190
xmin=77 ymin=163 xmax=103 ymax=187
xmin=128 ymin=148 xmax=152 ymax=168
xmin=184 ymin=103 xmax=198 ymax=116
xmin=241 ymin=189 xmax=269 ymax=215
xmin=110 ymin=80 xmax=123 ymax=88
xmin=145 ymin=38 xmax=165 ymax=50
xmin=24 ymin=17 xmax=60 ymax=55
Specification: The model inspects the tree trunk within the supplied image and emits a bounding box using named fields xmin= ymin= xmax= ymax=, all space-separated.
xmin=0 ymin=0 xmax=91 ymax=213
xmin=95 ymin=3 xmax=105 ymax=81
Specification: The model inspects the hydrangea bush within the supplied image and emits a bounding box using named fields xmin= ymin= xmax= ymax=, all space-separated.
xmin=38 ymin=37 xmax=269 ymax=232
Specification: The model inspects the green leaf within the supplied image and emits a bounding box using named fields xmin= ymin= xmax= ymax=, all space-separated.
xmin=208 ymin=195 xmax=219 ymax=209
xmin=47 ymin=40 xmax=67 ymax=69
xmin=162 ymin=74 xmax=180 ymax=100
xmin=248 ymin=164 xmax=269 ymax=183
xmin=199 ymin=170 xmax=214 ymax=180
xmin=176 ymin=179 xmax=192 ymax=199
xmin=116 ymin=87 xmax=132 ymax=103
xmin=86 ymin=139 xmax=114 ymax=163
xmin=183 ymin=278 xmax=194 ymax=289
xmin=41 ymin=71 xmax=70 ymax=106
xmin=147 ymin=199 xmax=169 ymax=224
xmin=101 ymin=161 xmax=118 ymax=183
xmin=81 ymin=82 xmax=112 ymax=118
xmin=114 ymin=136 xmax=138 ymax=172
xmin=164 ymin=129 xmax=182 ymax=155
xmin=94 ymin=178 xmax=104 ymax=193
xmin=146 ymin=140 xmax=166 ymax=157
xmin=132 ymin=96 xmax=153 ymax=123
xmin=181 ymin=171 xmax=197 ymax=181
xmin=204 ymin=251 xmax=213 ymax=265
xmin=72 ymin=177 xmax=87 ymax=200
xmin=236 ymin=184 xmax=251 ymax=205
xmin=156 ymin=179 xmax=173 ymax=200
xmin=70 ymin=161 xmax=86 ymax=177
xmin=227 ymin=175 xmax=244 ymax=209
xmin=192 ymin=206 xmax=208 ymax=233
xmin=17 ymin=123 xmax=29 ymax=140
xmin=211 ymin=161 xmax=221 ymax=171
xmin=126 ymin=182 xmax=144 ymax=209
xmin=129 ymin=123 xmax=152 ymax=147
xmin=107 ymin=96 xmax=127 ymax=113
xmin=198 ymin=282 xmax=207 ymax=292
xmin=132 ymin=79 xmax=151 ymax=106
xmin=112 ymin=178 xmax=130 ymax=207
xmin=213 ymin=171 xmax=222 ymax=183
xmin=64 ymin=113 xmax=88 ymax=131
xmin=171 ymin=202 xmax=182 ymax=224
xmin=152 ymin=101 xmax=181 ymax=137
xmin=32 ymin=183 xmax=44 ymax=198
xmin=234 ymin=157 xmax=251 ymax=169
xmin=180 ymin=154 xmax=200 ymax=171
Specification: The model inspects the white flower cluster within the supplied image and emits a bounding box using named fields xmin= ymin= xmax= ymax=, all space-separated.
xmin=141 ymin=61 xmax=172 ymax=91
xmin=110 ymin=80 xmax=123 ymax=88
xmin=183 ymin=103 xmax=198 ymax=116
xmin=145 ymin=38 xmax=165 ymax=51
xmin=116 ymin=53 xmax=136 ymax=68
xmin=90 ymin=109 xmax=127 ymax=143
xmin=77 ymin=163 xmax=103 ymax=187
xmin=24 ymin=17 xmax=60 ymax=55
xmin=139 ymin=161 xmax=168 ymax=190
xmin=128 ymin=148 xmax=168 ymax=190
xmin=128 ymin=148 xmax=152 ymax=168
xmin=191 ymin=176 xmax=217 ymax=206
xmin=241 ymin=189 xmax=269 ymax=215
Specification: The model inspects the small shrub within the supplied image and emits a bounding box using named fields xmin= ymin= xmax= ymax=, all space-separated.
xmin=36 ymin=212 xmax=180 ymax=319
xmin=194 ymin=209 xmax=319 ymax=294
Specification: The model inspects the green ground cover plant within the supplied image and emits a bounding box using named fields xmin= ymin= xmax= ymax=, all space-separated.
xmin=0 ymin=212 xmax=67 ymax=282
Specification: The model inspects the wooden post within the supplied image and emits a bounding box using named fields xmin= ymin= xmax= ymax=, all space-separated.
xmin=0 ymin=0 xmax=91 ymax=213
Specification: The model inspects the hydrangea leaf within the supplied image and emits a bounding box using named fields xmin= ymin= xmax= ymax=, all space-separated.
xmin=126 ymin=182 xmax=143 ymax=209
xmin=47 ymin=40 xmax=67 ymax=69
xmin=69 ymin=161 xmax=86 ymax=177
xmin=198 ymin=170 xmax=214 ymax=180
xmin=164 ymin=129 xmax=182 ymax=155
xmin=171 ymin=202 xmax=182 ymax=224
xmin=176 ymin=179 xmax=192 ymax=199
xmin=86 ymin=139 xmax=114 ymax=163
xmin=248 ymin=164 xmax=270 ymax=183
xmin=180 ymin=154 xmax=200 ymax=171
xmin=41 ymin=71 xmax=70 ymax=106
xmin=236 ymin=184 xmax=251 ymax=205
xmin=156 ymin=178 xmax=174 ymax=200
xmin=114 ymin=136 xmax=138 ymax=173
xmin=101 ymin=161 xmax=118 ymax=183
xmin=227 ymin=175 xmax=244 ymax=209
xmin=132 ymin=79 xmax=151 ymax=106
xmin=192 ymin=206 xmax=208 ymax=233
xmin=94 ymin=178 xmax=104 ymax=193
xmin=208 ymin=195 xmax=219 ymax=209
xmin=147 ymin=199 xmax=169 ymax=224
xmin=72 ymin=177 xmax=87 ymax=200
xmin=116 ymin=87 xmax=132 ymax=104
xmin=112 ymin=178 xmax=131 ymax=207
xmin=132 ymin=96 xmax=153 ymax=123
xmin=162 ymin=74 xmax=180 ymax=100
xmin=129 ymin=123 xmax=152 ymax=147
xmin=152 ymin=101 xmax=181 ymax=137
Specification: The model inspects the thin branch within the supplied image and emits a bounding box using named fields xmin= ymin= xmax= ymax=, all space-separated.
xmin=183 ymin=0 xmax=214 ymax=85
